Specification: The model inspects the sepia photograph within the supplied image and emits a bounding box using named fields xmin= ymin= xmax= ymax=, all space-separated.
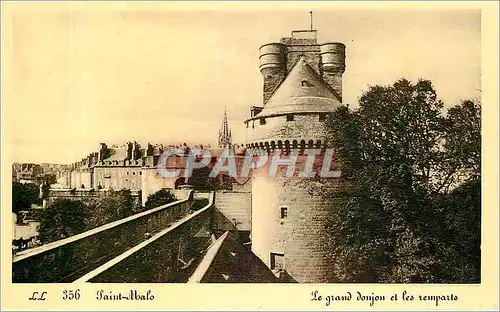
xmin=1 ymin=1 xmax=498 ymax=311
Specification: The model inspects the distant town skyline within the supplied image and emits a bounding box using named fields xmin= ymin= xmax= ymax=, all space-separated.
xmin=3 ymin=3 xmax=481 ymax=164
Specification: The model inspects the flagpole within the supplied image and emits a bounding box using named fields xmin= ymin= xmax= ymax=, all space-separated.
xmin=310 ymin=11 xmax=313 ymax=31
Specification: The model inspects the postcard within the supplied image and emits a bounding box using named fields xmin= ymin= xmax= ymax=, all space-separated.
xmin=1 ymin=1 xmax=498 ymax=311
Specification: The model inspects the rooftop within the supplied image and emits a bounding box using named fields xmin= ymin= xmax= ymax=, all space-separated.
xmin=250 ymin=57 xmax=341 ymax=120
xmin=194 ymin=231 xmax=296 ymax=283
xmin=280 ymin=30 xmax=318 ymax=45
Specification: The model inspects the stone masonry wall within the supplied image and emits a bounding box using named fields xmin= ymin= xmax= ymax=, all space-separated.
xmin=246 ymin=114 xmax=331 ymax=146
xmin=12 ymin=192 xmax=193 ymax=283
xmin=213 ymin=191 xmax=251 ymax=231
xmin=47 ymin=189 xmax=141 ymax=208
xmin=70 ymin=171 xmax=92 ymax=189
xmin=282 ymin=178 xmax=343 ymax=283
xmin=141 ymin=167 xmax=179 ymax=206
xmin=251 ymin=174 xmax=285 ymax=265
xmin=262 ymin=68 xmax=286 ymax=105
xmin=86 ymin=197 xmax=214 ymax=283
xmin=285 ymin=45 xmax=321 ymax=74
xmin=251 ymin=174 xmax=346 ymax=283
xmin=47 ymin=189 xmax=103 ymax=205
xmin=249 ymin=148 xmax=347 ymax=283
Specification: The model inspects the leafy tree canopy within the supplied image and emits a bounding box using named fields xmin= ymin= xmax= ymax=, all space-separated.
xmin=145 ymin=189 xmax=176 ymax=209
xmin=37 ymin=199 xmax=87 ymax=243
xmin=324 ymin=78 xmax=481 ymax=283
xmin=86 ymin=189 xmax=136 ymax=227
xmin=12 ymin=182 xmax=39 ymax=214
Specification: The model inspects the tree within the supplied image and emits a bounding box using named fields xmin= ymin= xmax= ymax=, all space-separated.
xmin=38 ymin=199 xmax=88 ymax=243
xmin=189 ymin=166 xmax=215 ymax=190
xmin=145 ymin=189 xmax=176 ymax=209
xmin=441 ymin=99 xmax=481 ymax=188
xmin=40 ymin=182 xmax=50 ymax=200
xmin=86 ymin=189 xmax=136 ymax=228
xmin=12 ymin=182 xmax=39 ymax=215
xmin=324 ymin=79 xmax=481 ymax=283
xmin=434 ymin=178 xmax=481 ymax=283
xmin=339 ymin=79 xmax=447 ymax=189
xmin=436 ymin=99 xmax=481 ymax=283
xmin=191 ymin=198 xmax=209 ymax=211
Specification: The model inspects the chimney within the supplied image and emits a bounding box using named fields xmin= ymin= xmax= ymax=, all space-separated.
xmin=99 ymin=143 xmax=108 ymax=161
xmin=132 ymin=141 xmax=140 ymax=160
xmin=126 ymin=142 xmax=133 ymax=160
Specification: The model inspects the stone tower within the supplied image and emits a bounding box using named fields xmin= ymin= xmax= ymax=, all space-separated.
xmin=259 ymin=30 xmax=345 ymax=104
xmin=245 ymin=29 xmax=346 ymax=283
xmin=218 ymin=108 xmax=233 ymax=148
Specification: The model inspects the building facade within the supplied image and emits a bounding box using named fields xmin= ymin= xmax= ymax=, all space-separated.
xmin=65 ymin=140 xmax=223 ymax=205
xmin=12 ymin=163 xmax=43 ymax=184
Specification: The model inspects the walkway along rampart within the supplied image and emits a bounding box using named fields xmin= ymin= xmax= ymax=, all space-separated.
xmin=75 ymin=192 xmax=215 ymax=283
xmin=12 ymin=190 xmax=195 ymax=283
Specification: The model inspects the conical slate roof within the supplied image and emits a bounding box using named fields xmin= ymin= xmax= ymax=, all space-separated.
xmin=257 ymin=57 xmax=341 ymax=118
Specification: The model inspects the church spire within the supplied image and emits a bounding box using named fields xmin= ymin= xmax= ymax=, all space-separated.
xmin=218 ymin=107 xmax=232 ymax=148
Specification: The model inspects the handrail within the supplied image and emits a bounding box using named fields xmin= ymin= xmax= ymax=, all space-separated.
xmin=187 ymin=230 xmax=229 ymax=283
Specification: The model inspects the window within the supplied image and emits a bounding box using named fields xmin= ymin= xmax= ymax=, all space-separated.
xmin=280 ymin=206 xmax=288 ymax=219
xmin=259 ymin=118 xmax=266 ymax=125
xmin=286 ymin=114 xmax=294 ymax=122
xmin=132 ymin=172 xmax=136 ymax=175
xmin=270 ymin=253 xmax=285 ymax=270
xmin=301 ymin=78 xmax=310 ymax=87
xmin=319 ymin=113 xmax=327 ymax=121
xmin=139 ymin=171 xmax=142 ymax=175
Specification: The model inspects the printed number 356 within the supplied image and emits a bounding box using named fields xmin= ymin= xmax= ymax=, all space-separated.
xmin=62 ymin=289 xmax=81 ymax=300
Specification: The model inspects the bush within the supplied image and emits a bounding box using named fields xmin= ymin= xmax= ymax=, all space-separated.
xmin=191 ymin=198 xmax=209 ymax=211
xmin=323 ymin=79 xmax=481 ymax=283
xmin=38 ymin=199 xmax=87 ymax=243
xmin=12 ymin=182 xmax=39 ymax=214
xmin=86 ymin=189 xmax=136 ymax=227
xmin=145 ymin=189 xmax=176 ymax=210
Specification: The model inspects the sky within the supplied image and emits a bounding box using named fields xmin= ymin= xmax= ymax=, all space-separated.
xmin=3 ymin=3 xmax=481 ymax=164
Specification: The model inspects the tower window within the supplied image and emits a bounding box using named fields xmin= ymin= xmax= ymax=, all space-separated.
xmin=280 ymin=206 xmax=288 ymax=219
xmin=259 ymin=118 xmax=266 ymax=125
xmin=270 ymin=253 xmax=285 ymax=270
xmin=286 ymin=114 xmax=294 ymax=122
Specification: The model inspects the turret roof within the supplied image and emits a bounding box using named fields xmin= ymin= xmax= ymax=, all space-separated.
xmin=253 ymin=56 xmax=341 ymax=119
